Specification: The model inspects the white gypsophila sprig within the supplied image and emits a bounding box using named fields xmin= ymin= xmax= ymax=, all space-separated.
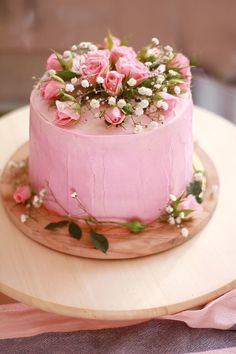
xmin=117 ymin=99 xmax=126 ymax=109
xmin=65 ymin=83 xmax=75 ymax=92
xmin=90 ymin=99 xmax=100 ymax=109
xmin=134 ymin=124 xmax=143 ymax=134
xmin=108 ymin=97 xmax=116 ymax=105
xmin=127 ymin=78 xmax=137 ymax=87
xmin=138 ymin=87 xmax=153 ymax=96
xmin=81 ymin=79 xmax=90 ymax=88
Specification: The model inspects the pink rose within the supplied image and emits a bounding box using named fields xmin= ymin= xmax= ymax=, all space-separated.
xmin=104 ymin=107 xmax=125 ymax=125
xmin=55 ymin=100 xmax=80 ymax=126
xmin=103 ymin=71 xmax=124 ymax=96
xmin=158 ymin=92 xmax=178 ymax=114
xmin=13 ymin=185 xmax=31 ymax=204
xmin=116 ymin=58 xmax=149 ymax=86
xmin=40 ymin=80 xmax=64 ymax=101
xmin=171 ymin=53 xmax=191 ymax=83
xmin=102 ymin=36 xmax=121 ymax=48
xmin=179 ymin=194 xmax=203 ymax=218
xmin=46 ymin=53 xmax=63 ymax=71
xmin=80 ymin=50 xmax=110 ymax=84
xmin=110 ymin=46 xmax=136 ymax=63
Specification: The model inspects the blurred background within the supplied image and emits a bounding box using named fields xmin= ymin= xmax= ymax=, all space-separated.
xmin=0 ymin=0 xmax=236 ymax=122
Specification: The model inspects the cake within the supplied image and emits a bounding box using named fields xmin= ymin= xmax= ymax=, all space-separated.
xmin=29 ymin=34 xmax=193 ymax=223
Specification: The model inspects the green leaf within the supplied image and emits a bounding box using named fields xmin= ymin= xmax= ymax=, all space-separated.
xmin=90 ymin=229 xmax=109 ymax=253
xmin=50 ymin=73 xmax=64 ymax=84
xmin=45 ymin=220 xmax=69 ymax=230
xmin=125 ymin=220 xmax=146 ymax=233
xmin=178 ymin=209 xmax=194 ymax=217
xmin=68 ymin=222 xmax=82 ymax=240
xmin=140 ymin=78 xmax=156 ymax=88
xmin=56 ymin=70 xmax=77 ymax=80
xmin=187 ymin=181 xmax=202 ymax=199
xmin=122 ymin=103 xmax=133 ymax=115
xmin=106 ymin=30 xmax=114 ymax=50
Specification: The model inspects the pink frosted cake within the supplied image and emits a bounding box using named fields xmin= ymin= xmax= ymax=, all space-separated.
xmin=29 ymin=34 xmax=193 ymax=223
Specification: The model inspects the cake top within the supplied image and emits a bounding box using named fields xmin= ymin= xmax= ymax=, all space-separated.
xmin=35 ymin=33 xmax=192 ymax=134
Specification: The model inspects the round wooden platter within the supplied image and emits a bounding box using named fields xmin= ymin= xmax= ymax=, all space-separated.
xmin=0 ymin=142 xmax=219 ymax=260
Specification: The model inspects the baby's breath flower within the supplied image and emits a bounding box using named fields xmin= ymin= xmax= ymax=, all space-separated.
xmin=71 ymin=45 xmax=77 ymax=51
xmin=138 ymin=87 xmax=152 ymax=96
xmin=169 ymin=194 xmax=177 ymax=202
xmin=96 ymin=76 xmax=104 ymax=84
xmin=151 ymin=37 xmax=160 ymax=46
xmin=174 ymin=86 xmax=181 ymax=95
xmin=20 ymin=214 xmax=29 ymax=223
xmin=145 ymin=61 xmax=152 ymax=67
xmin=117 ymin=99 xmax=126 ymax=109
xmin=127 ymin=78 xmax=137 ymax=87
xmin=90 ymin=99 xmax=100 ymax=109
xmin=166 ymin=205 xmax=174 ymax=214
xmin=138 ymin=99 xmax=149 ymax=109
xmin=164 ymin=45 xmax=173 ymax=52
xmin=108 ymin=97 xmax=116 ymax=105
xmin=65 ymin=83 xmax=74 ymax=92
xmin=134 ymin=107 xmax=144 ymax=116
xmin=71 ymin=191 xmax=78 ymax=198
xmin=168 ymin=216 xmax=175 ymax=225
xmin=71 ymin=77 xmax=78 ymax=85
xmin=81 ymin=79 xmax=90 ymax=88
xmin=63 ymin=50 xmax=71 ymax=58
xmin=181 ymin=227 xmax=189 ymax=237
xmin=157 ymin=64 xmax=166 ymax=73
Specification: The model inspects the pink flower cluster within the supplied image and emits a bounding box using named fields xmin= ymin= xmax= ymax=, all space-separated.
xmin=39 ymin=34 xmax=192 ymax=128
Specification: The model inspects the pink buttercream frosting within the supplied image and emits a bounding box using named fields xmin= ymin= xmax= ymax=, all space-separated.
xmin=29 ymin=89 xmax=193 ymax=222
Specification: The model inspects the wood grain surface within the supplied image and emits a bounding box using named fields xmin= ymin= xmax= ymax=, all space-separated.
xmin=0 ymin=106 xmax=235 ymax=320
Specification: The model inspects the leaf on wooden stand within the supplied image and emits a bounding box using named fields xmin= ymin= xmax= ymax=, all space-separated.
xmin=90 ymin=229 xmax=109 ymax=254
xmin=45 ymin=220 xmax=69 ymax=230
xmin=68 ymin=222 xmax=82 ymax=240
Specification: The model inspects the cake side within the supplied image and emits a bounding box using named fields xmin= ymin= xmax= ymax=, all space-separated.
xmin=29 ymin=90 xmax=193 ymax=223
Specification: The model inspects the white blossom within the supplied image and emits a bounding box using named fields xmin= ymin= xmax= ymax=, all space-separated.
xmin=96 ymin=76 xmax=104 ymax=84
xmin=108 ymin=97 xmax=116 ymax=105
xmin=148 ymin=121 xmax=159 ymax=129
xmin=81 ymin=79 xmax=90 ymax=88
xmin=117 ymin=99 xmax=126 ymax=109
xmin=138 ymin=87 xmax=153 ymax=96
xmin=162 ymin=87 xmax=167 ymax=92
xmin=71 ymin=45 xmax=77 ymax=51
xmin=127 ymin=78 xmax=137 ymax=87
xmin=134 ymin=107 xmax=144 ymax=116
xmin=71 ymin=77 xmax=78 ymax=85
xmin=166 ymin=205 xmax=174 ymax=214
xmin=169 ymin=194 xmax=177 ymax=202
xmin=154 ymin=83 xmax=161 ymax=89
xmin=32 ymin=195 xmax=42 ymax=208
xmin=63 ymin=50 xmax=71 ymax=58
xmin=145 ymin=61 xmax=152 ymax=67
xmin=174 ymin=86 xmax=181 ymax=95
xmin=168 ymin=216 xmax=175 ymax=225
xmin=162 ymin=101 xmax=169 ymax=111
xmin=157 ymin=64 xmax=166 ymax=73
xmin=156 ymin=75 xmax=165 ymax=84
xmin=176 ymin=216 xmax=182 ymax=224
xmin=20 ymin=214 xmax=29 ymax=223
xmin=179 ymin=212 xmax=185 ymax=219
xmin=181 ymin=227 xmax=189 ymax=238
xmin=71 ymin=191 xmax=78 ymax=198
xmin=169 ymin=69 xmax=178 ymax=76
xmin=164 ymin=45 xmax=173 ymax=52
xmin=65 ymin=83 xmax=74 ymax=92
xmin=138 ymin=99 xmax=149 ymax=109
xmin=90 ymin=99 xmax=100 ymax=109
xmin=134 ymin=124 xmax=143 ymax=134
xmin=151 ymin=37 xmax=160 ymax=46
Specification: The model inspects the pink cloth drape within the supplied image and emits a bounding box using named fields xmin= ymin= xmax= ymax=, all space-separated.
xmin=0 ymin=289 xmax=236 ymax=340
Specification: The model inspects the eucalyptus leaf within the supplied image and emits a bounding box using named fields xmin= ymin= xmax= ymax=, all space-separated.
xmin=90 ymin=229 xmax=109 ymax=253
xmin=68 ymin=222 xmax=82 ymax=240
xmin=45 ymin=220 xmax=69 ymax=230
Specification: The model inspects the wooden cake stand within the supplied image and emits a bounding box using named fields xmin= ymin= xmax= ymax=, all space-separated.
xmin=0 ymin=106 xmax=236 ymax=326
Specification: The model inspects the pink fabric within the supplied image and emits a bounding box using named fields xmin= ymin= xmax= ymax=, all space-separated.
xmin=0 ymin=289 xmax=236 ymax=340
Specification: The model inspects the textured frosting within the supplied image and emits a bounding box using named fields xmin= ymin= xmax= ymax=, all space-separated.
xmin=29 ymin=89 xmax=193 ymax=222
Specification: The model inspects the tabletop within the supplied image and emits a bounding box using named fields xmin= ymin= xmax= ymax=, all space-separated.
xmin=0 ymin=105 xmax=236 ymax=320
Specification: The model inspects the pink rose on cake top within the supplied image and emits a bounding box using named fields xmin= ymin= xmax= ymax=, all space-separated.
xmin=30 ymin=34 xmax=193 ymax=223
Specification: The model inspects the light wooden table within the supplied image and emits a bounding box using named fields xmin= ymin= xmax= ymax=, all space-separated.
xmin=0 ymin=106 xmax=236 ymax=321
